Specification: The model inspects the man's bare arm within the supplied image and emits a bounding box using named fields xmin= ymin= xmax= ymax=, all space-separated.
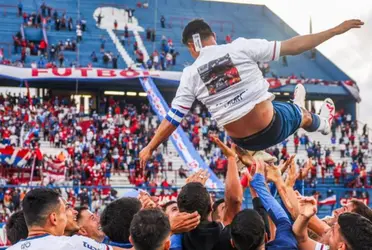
xmin=140 ymin=119 xmax=177 ymax=168
xmin=281 ymin=19 xmax=363 ymax=56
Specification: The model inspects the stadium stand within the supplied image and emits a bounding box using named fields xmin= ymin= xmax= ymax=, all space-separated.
xmin=0 ymin=0 xmax=371 ymax=249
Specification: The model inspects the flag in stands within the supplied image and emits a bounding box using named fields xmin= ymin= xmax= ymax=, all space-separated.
xmin=44 ymin=157 xmax=66 ymax=183
xmin=318 ymin=194 xmax=337 ymax=206
xmin=0 ymin=146 xmax=35 ymax=167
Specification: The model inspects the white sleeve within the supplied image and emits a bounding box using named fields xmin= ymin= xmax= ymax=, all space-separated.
xmin=235 ymin=38 xmax=281 ymax=62
xmin=68 ymin=235 xmax=112 ymax=250
xmin=315 ymin=242 xmax=330 ymax=250
xmin=167 ymin=67 xmax=196 ymax=126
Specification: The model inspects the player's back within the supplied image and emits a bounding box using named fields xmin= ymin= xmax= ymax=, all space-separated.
xmin=174 ymin=37 xmax=280 ymax=127
xmin=7 ymin=234 xmax=110 ymax=250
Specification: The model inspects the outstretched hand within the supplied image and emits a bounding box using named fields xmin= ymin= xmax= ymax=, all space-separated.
xmin=211 ymin=135 xmax=236 ymax=158
xmin=298 ymin=196 xmax=318 ymax=219
xmin=333 ymin=19 xmax=364 ymax=35
xmin=186 ymin=169 xmax=210 ymax=186
xmin=139 ymin=146 xmax=153 ymax=170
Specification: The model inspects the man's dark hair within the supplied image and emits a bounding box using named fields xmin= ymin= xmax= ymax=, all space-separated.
xmin=130 ymin=208 xmax=171 ymax=250
xmin=5 ymin=211 xmax=28 ymax=245
xmin=162 ymin=201 xmax=177 ymax=212
xmin=182 ymin=19 xmax=213 ymax=45
xmin=231 ymin=209 xmax=265 ymax=250
xmin=177 ymin=182 xmax=211 ymax=221
xmin=75 ymin=206 xmax=89 ymax=222
xmin=349 ymin=199 xmax=372 ymax=222
xmin=212 ymin=198 xmax=224 ymax=221
xmin=338 ymin=212 xmax=372 ymax=250
xmin=22 ymin=188 xmax=61 ymax=227
xmin=100 ymin=197 xmax=141 ymax=243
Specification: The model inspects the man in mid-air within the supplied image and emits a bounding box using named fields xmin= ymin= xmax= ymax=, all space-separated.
xmin=140 ymin=18 xmax=363 ymax=167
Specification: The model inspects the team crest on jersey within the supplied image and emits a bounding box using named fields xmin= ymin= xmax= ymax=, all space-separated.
xmin=21 ymin=242 xmax=31 ymax=249
xmin=197 ymin=54 xmax=241 ymax=95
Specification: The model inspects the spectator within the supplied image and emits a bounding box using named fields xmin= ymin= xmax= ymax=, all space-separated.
xmin=225 ymin=34 xmax=231 ymax=43
xmin=76 ymin=27 xmax=83 ymax=43
xmin=91 ymin=51 xmax=98 ymax=62
xmin=68 ymin=17 xmax=73 ymax=31
xmin=58 ymin=52 xmax=64 ymax=67
xmin=114 ymin=20 xmax=118 ymax=30
xmin=96 ymin=12 xmax=104 ymax=27
xmin=160 ymin=15 xmax=165 ymax=28
xmin=81 ymin=18 xmax=87 ymax=31
xmin=151 ymin=29 xmax=156 ymax=42
xmin=112 ymin=54 xmax=118 ymax=69
xmin=125 ymin=8 xmax=135 ymax=23
xmin=124 ymin=25 xmax=129 ymax=38
xmin=17 ymin=1 xmax=23 ymax=17
xmin=55 ymin=18 xmax=61 ymax=31
xmin=40 ymin=1 xmax=47 ymax=16
xmin=100 ymin=36 xmax=106 ymax=52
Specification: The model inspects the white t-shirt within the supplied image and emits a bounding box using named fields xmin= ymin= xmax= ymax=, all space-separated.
xmin=7 ymin=234 xmax=112 ymax=250
xmin=167 ymin=38 xmax=281 ymax=127
xmin=315 ymin=242 xmax=330 ymax=250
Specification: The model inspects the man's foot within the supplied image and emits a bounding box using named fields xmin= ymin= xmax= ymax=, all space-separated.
xmin=293 ymin=84 xmax=306 ymax=109
xmin=319 ymin=98 xmax=335 ymax=135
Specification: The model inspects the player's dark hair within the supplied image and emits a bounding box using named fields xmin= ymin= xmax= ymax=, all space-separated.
xmin=5 ymin=210 xmax=28 ymax=245
xmin=130 ymin=208 xmax=171 ymax=250
xmin=182 ymin=19 xmax=214 ymax=45
xmin=162 ymin=201 xmax=177 ymax=212
xmin=100 ymin=197 xmax=141 ymax=243
xmin=75 ymin=206 xmax=89 ymax=222
xmin=177 ymin=182 xmax=211 ymax=221
xmin=338 ymin=212 xmax=372 ymax=250
xmin=349 ymin=199 xmax=372 ymax=222
xmin=22 ymin=188 xmax=61 ymax=227
xmin=231 ymin=209 xmax=265 ymax=250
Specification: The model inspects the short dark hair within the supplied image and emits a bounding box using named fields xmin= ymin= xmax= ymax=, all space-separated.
xmin=22 ymin=188 xmax=61 ymax=227
xmin=5 ymin=211 xmax=28 ymax=245
xmin=130 ymin=209 xmax=171 ymax=250
xmin=212 ymin=198 xmax=224 ymax=221
xmin=231 ymin=209 xmax=265 ymax=250
xmin=177 ymin=182 xmax=211 ymax=221
xmin=338 ymin=212 xmax=372 ymax=250
xmin=75 ymin=206 xmax=89 ymax=222
xmin=349 ymin=199 xmax=372 ymax=221
xmin=162 ymin=201 xmax=177 ymax=212
xmin=100 ymin=197 xmax=141 ymax=243
xmin=182 ymin=19 xmax=213 ymax=45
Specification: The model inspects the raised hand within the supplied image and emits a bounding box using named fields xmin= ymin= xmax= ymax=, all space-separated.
xmin=170 ymin=211 xmax=201 ymax=233
xmin=186 ymin=169 xmax=210 ymax=186
xmin=139 ymin=146 xmax=153 ymax=170
xmin=333 ymin=19 xmax=364 ymax=35
xmin=235 ymin=146 xmax=254 ymax=167
xmin=298 ymin=196 xmax=318 ymax=219
xmin=285 ymin=156 xmax=298 ymax=187
xmin=266 ymin=163 xmax=282 ymax=183
xmin=211 ymin=135 xmax=236 ymax=158
xmin=138 ymin=190 xmax=157 ymax=209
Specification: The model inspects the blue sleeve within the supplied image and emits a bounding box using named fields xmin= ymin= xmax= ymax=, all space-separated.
xmin=170 ymin=234 xmax=183 ymax=250
xmin=250 ymin=173 xmax=288 ymax=224
xmin=251 ymin=174 xmax=297 ymax=249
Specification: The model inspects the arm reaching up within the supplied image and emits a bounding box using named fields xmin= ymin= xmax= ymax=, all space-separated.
xmin=281 ymin=19 xmax=364 ymax=56
xmin=140 ymin=119 xmax=177 ymax=168
xmin=212 ymin=136 xmax=243 ymax=225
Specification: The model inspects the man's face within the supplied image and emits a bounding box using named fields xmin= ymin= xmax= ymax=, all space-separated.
xmin=78 ymin=209 xmax=105 ymax=242
xmin=54 ymin=198 xmax=68 ymax=236
xmin=164 ymin=203 xmax=179 ymax=219
xmin=328 ymin=223 xmax=348 ymax=250
xmin=64 ymin=202 xmax=80 ymax=235
xmin=333 ymin=202 xmax=354 ymax=218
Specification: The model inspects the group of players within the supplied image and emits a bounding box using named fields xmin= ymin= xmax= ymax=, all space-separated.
xmin=3 ymin=17 xmax=372 ymax=249
xmin=4 ymin=136 xmax=372 ymax=250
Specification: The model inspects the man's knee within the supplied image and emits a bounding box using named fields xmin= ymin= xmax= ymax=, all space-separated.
xmin=301 ymin=109 xmax=312 ymax=128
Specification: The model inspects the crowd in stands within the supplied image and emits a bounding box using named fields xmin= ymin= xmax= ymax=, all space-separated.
xmin=1 ymin=139 xmax=372 ymax=249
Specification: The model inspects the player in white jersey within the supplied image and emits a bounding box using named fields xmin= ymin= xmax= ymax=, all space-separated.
xmin=7 ymin=188 xmax=125 ymax=250
xmin=293 ymin=196 xmax=372 ymax=250
xmin=139 ymin=18 xmax=363 ymax=167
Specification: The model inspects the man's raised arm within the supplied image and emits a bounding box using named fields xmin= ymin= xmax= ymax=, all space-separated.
xmin=140 ymin=119 xmax=177 ymax=168
xmin=280 ymin=19 xmax=363 ymax=56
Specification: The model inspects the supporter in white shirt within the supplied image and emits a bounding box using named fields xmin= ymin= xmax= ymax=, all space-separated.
xmin=8 ymin=188 xmax=125 ymax=250
xmin=140 ymin=18 xmax=362 ymax=167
